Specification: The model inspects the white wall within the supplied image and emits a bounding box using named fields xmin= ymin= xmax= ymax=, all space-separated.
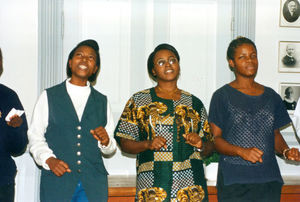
xmin=0 ymin=1 xmax=39 ymax=201
xmin=255 ymin=0 xmax=300 ymax=95
xmin=255 ymin=0 xmax=300 ymax=183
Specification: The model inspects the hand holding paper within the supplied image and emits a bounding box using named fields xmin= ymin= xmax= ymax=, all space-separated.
xmin=6 ymin=108 xmax=24 ymax=128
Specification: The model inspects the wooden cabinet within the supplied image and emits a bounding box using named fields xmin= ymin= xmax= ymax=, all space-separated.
xmin=108 ymin=185 xmax=300 ymax=202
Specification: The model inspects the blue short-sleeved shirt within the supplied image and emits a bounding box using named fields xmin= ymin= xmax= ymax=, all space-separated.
xmin=208 ymin=84 xmax=291 ymax=185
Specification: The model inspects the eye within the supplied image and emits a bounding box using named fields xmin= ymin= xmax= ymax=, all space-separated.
xmin=250 ymin=54 xmax=257 ymax=59
xmin=75 ymin=53 xmax=83 ymax=57
xmin=169 ymin=58 xmax=177 ymax=65
xmin=157 ymin=60 xmax=165 ymax=66
xmin=89 ymin=55 xmax=95 ymax=61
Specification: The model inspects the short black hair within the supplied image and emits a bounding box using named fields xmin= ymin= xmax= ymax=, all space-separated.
xmin=66 ymin=39 xmax=100 ymax=82
xmin=0 ymin=48 xmax=2 ymax=77
xmin=147 ymin=43 xmax=180 ymax=82
xmin=227 ymin=36 xmax=257 ymax=70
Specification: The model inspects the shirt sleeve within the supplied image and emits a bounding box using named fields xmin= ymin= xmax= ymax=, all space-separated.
xmin=208 ymin=89 xmax=226 ymax=131
xmin=114 ymin=97 xmax=140 ymax=145
xmin=98 ymin=99 xmax=117 ymax=155
xmin=27 ymin=91 xmax=55 ymax=170
xmin=292 ymin=98 xmax=300 ymax=134
xmin=274 ymin=91 xmax=292 ymax=130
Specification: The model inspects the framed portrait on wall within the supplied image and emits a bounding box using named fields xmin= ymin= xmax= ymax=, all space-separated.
xmin=279 ymin=82 xmax=300 ymax=114
xmin=280 ymin=0 xmax=300 ymax=27
xmin=278 ymin=41 xmax=300 ymax=72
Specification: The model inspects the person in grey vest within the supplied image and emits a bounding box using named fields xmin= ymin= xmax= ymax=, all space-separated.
xmin=28 ymin=39 xmax=116 ymax=202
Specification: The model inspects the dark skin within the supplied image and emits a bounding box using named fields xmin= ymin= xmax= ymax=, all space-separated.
xmin=210 ymin=43 xmax=300 ymax=163
xmin=119 ymin=49 xmax=214 ymax=156
xmin=46 ymin=45 xmax=111 ymax=177
xmin=7 ymin=114 xmax=23 ymax=128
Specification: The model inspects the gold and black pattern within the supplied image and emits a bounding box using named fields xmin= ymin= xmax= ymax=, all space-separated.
xmin=189 ymin=151 xmax=203 ymax=160
xmin=136 ymin=102 xmax=168 ymax=139
xmin=171 ymin=170 xmax=194 ymax=198
xmin=154 ymin=152 xmax=173 ymax=161
xmin=137 ymin=187 xmax=167 ymax=202
xmin=176 ymin=185 xmax=205 ymax=202
xmin=173 ymin=160 xmax=192 ymax=171
xmin=115 ymin=132 xmax=136 ymax=141
xmin=138 ymin=162 xmax=154 ymax=174
xmin=120 ymin=98 xmax=137 ymax=124
xmin=116 ymin=121 xmax=140 ymax=140
xmin=134 ymin=90 xmax=152 ymax=108
xmin=174 ymin=91 xmax=193 ymax=107
xmin=175 ymin=104 xmax=201 ymax=142
xmin=137 ymin=172 xmax=155 ymax=194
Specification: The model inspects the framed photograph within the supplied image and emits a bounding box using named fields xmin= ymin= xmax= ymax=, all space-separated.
xmin=278 ymin=41 xmax=300 ymax=72
xmin=279 ymin=83 xmax=300 ymax=114
xmin=280 ymin=0 xmax=300 ymax=27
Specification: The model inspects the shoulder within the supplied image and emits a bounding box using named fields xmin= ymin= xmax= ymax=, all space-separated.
xmin=46 ymin=81 xmax=65 ymax=92
xmin=263 ymin=86 xmax=283 ymax=102
xmin=0 ymin=83 xmax=19 ymax=100
xmin=181 ymin=90 xmax=204 ymax=105
xmin=91 ymin=86 xmax=107 ymax=101
xmin=212 ymin=84 xmax=229 ymax=98
xmin=132 ymin=88 xmax=151 ymax=97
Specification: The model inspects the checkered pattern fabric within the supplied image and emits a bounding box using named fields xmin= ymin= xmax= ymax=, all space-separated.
xmin=114 ymin=88 xmax=209 ymax=201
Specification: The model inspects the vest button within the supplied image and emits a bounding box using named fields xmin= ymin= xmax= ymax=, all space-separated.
xmin=77 ymin=134 xmax=81 ymax=139
xmin=77 ymin=169 xmax=81 ymax=173
xmin=77 ymin=160 xmax=81 ymax=165
xmin=77 ymin=151 xmax=81 ymax=156
xmin=77 ymin=143 xmax=81 ymax=147
xmin=77 ymin=126 xmax=81 ymax=130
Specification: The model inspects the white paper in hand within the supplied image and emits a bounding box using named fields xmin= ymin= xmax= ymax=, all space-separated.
xmin=5 ymin=108 xmax=24 ymax=121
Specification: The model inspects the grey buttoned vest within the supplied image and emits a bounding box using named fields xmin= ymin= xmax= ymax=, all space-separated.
xmin=40 ymin=81 xmax=108 ymax=202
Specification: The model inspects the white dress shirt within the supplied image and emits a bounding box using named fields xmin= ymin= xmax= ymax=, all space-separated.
xmin=292 ymin=98 xmax=300 ymax=136
xmin=28 ymin=79 xmax=116 ymax=170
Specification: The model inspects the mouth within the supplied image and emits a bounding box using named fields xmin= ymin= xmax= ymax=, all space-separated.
xmin=79 ymin=64 xmax=88 ymax=70
xmin=165 ymin=69 xmax=174 ymax=74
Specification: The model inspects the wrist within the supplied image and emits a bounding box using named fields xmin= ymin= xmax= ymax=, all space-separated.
xmin=282 ymin=148 xmax=290 ymax=160
xmin=196 ymin=143 xmax=204 ymax=152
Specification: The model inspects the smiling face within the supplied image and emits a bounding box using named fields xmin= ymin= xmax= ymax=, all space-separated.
xmin=229 ymin=43 xmax=258 ymax=79
xmin=68 ymin=45 xmax=98 ymax=85
xmin=152 ymin=49 xmax=180 ymax=83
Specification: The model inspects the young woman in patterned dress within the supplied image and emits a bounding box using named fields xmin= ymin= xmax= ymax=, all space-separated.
xmin=114 ymin=43 xmax=214 ymax=201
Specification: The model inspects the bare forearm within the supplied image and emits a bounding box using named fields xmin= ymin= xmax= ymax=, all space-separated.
xmin=214 ymin=136 xmax=242 ymax=157
xmin=200 ymin=141 xmax=215 ymax=157
xmin=274 ymin=130 xmax=289 ymax=154
xmin=120 ymin=138 xmax=150 ymax=154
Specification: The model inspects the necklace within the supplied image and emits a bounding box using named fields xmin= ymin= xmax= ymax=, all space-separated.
xmin=156 ymin=86 xmax=180 ymax=97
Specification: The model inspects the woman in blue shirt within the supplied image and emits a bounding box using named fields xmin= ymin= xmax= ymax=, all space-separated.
xmin=208 ymin=37 xmax=300 ymax=202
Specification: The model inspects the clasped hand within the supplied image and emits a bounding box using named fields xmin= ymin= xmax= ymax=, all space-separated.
xmin=148 ymin=133 xmax=203 ymax=151
xmin=285 ymin=148 xmax=300 ymax=161
xmin=90 ymin=126 xmax=110 ymax=146
xmin=7 ymin=115 xmax=23 ymax=128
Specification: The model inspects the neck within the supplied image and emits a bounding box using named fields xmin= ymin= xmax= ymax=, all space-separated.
xmin=232 ymin=77 xmax=256 ymax=89
xmin=70 ymin=77 xmax=88 ymax=86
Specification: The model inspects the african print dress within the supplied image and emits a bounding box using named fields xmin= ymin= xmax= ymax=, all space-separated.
xmin=114 ymin=88 xmax=212 ymax=202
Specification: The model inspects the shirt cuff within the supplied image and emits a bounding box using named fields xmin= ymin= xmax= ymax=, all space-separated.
xmin=41 ymin=153 xmax=56 ymax=170
xmin=98 ymin=138 xmax=116 ymax=155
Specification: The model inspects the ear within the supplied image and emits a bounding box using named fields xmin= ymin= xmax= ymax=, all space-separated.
xmin=152 ymin=69 xmax=156 ymax=76
xmin=93 ymin=66 xmax=99 ymax=74
xmin=228 ymin=59 xmax=235 ymax=69
xmin=68 ymin=60 xmax=72 ymax=68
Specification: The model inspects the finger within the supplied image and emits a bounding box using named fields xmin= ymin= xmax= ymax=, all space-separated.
xmin=253 ymin=148 xmax=264 ymax=155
